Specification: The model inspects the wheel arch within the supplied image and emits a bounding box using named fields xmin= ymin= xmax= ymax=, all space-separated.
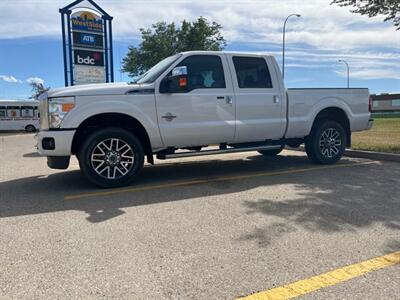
xmin=25 ymin=124 xmax=37 ymax=132
xmin=71 ymin=113 xmax=153 ymax=163
xmin=310 ymin=107 xmax=351 ymax=147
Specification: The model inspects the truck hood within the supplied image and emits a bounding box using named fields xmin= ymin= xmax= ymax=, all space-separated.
xmin=47 ymin=82 xmax=155 ymax=98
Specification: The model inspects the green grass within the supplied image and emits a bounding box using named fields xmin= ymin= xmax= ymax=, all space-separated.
xmin=352 ymin=117 xmax=400 ymax=153
xmin=371 ymin=112 xmax=400 ymax=119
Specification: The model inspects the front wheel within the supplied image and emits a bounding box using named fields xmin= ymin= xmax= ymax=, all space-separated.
xmin=305 ymin=120 xmax=346 ymax=164
xmin=78 ymin=127 xmax=144 ymax=188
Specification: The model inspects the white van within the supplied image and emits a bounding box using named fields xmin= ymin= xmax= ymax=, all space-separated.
xmin=0 ymin=100 xmax=40 ymax=132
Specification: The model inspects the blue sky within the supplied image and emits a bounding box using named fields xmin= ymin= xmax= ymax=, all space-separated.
xmin=0 ymin=0 xmax=399 ymax=99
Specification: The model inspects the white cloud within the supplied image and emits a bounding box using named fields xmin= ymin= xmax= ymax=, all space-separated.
xmin=335 ymin=69 xmax=400 ymax=80
xmin=267 ymin=47 xmax=400 ymax=81
xmin=26 ymin=77 xmax=44 ymax=85
xmin=0 ymin=75 xmax=22 ymax=83
xmin=0 ymin=0 xmax=399 ymax=50
xmin=0 ymin=0 xmax=399 ymax=84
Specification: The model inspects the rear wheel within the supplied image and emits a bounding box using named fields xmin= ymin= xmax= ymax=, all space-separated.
xmin=78 ymin=127 xmax=144 ymax=188
xmin=258 ymin=146 xmax=284 ymax=156
xmin=305 ymin=120 xmax=346 ymax=164
xmin=25 ymin=125 xmax=36 ymax=132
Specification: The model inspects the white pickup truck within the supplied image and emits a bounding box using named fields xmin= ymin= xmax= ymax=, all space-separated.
xmin=37 ymin=51 xmax=373 ymax=187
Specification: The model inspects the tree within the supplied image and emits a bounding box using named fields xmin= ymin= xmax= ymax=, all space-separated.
xmin=331 ymin=0 xmax=400 ymax=30
xmin=29 ymin=81 xmax=49 ymax=99
xmin=122 ymin=17 xmax=226 ymax=77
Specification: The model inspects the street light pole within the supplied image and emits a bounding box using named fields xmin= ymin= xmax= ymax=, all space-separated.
xmin=282 ymin=14 xmax=301 ymax=79
xmin=338 ymin=59 xmax=350 ymax=88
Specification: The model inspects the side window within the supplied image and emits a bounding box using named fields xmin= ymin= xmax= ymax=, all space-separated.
xmin=7 ymin=106 xmax=21 ymax=118
xmin=232 ymin=56 xmax=273 ymax=88
xmin=21 ymin=106 xmax=34 ymax=118
xmin=0 ymin=106 xmax=6 ymax=118
xmin=177 ymin=55 xmax=226 ymax=91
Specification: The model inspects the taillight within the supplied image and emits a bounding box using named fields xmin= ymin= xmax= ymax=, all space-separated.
xmin=368 ymin=95 xmax=372 ymax=112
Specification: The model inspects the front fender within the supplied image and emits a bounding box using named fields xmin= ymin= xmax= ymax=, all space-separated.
xmin=60 ymin=95 xmax=163 ymax=149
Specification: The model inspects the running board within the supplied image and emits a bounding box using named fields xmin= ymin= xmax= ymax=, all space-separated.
xmin=156 ymin=145 xmax=282 ymax=160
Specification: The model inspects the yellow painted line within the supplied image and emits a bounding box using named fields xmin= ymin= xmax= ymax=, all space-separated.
xmin=238 ymin=251 xmax=400 ymax=300
xmin=64 ymin=160 xmax=377 ymax=200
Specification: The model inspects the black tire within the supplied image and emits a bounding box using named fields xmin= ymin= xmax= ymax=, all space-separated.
xmin=258 ymin=146 xmax=284 ymax=156
xmin=78 ymin=127 xmax=145 ymax=188
xmin=305 ymin=120 xmax=346 ymax=164
xmin=25 ymin=125 xmax=36 ymax=132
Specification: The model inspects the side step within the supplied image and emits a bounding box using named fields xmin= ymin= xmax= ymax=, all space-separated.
xmin=156 ymin=145 xmax=282 ymax=160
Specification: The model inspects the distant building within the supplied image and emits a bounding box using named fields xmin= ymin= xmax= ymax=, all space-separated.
xmin=371 ymin=93 xmax=400 ymax=112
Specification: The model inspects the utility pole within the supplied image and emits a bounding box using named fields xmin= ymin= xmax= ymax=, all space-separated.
xmin=282 ymin=14 xmax=301 ymax=79
xmin=338 ymin=60 xmax=350 ymax=88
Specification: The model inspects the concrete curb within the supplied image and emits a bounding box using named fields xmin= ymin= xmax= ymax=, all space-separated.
xmin=343 ymin=149 xmax=400 ymax=163
xmin=288 ymin=147 xmax=400 ymax=163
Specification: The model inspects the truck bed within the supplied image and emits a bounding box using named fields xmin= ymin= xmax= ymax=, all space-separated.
xmin=285 ymin=88 xmax=370 ymax=139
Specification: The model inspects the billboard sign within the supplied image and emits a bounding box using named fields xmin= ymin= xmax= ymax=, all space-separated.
xmin=71 ymin=11 xmax=103 ymax=33
xmin=74 ymin=65 xmax=106 ymax=84
xmin=60 ymin=0 xmax=113 ymax=86
xmin=72 ymin=32 xmax=104 ymax=49
xmin=71 ymin=10 xmax=105 ymax=84
xmin=74 ymin=49 xmax=104 ymax=67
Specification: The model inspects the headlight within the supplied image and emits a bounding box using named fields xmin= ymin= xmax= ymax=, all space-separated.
xmin=48 ymin=97 xmax=75 ymax=128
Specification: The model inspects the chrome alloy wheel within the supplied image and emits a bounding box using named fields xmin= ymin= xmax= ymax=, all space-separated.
xmin=319 ymin=128 xmax=342 ymax=159
xmin=91 ymin=138 xmax=135 ymax=180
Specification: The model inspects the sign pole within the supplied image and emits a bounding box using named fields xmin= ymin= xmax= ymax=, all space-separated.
xmin=66 ymin=11 xmax=74 ymax=86
xmin=60 ymin=13 xmax=69 ymax=86
xmin=103 ymin=16 xmax=109 ymax=83
xmin=109 ymin=20 xmax=114 ymax=82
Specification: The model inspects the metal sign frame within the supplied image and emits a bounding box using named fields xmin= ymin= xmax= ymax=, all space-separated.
xmin=60 ymin=0 xmax=114 ymax=86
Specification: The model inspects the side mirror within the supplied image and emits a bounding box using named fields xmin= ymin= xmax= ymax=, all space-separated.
xmin=160 ymin=66 xmax=188 ymax=94
xmin=171 ymin=66 xmax=188 ymax=89
xmin=171 ymin=66 xmax=187 ymax=77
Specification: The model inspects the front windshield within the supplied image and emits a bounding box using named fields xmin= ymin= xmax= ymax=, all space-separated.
xmin=135 ymin=54 xmax=181 ymax=84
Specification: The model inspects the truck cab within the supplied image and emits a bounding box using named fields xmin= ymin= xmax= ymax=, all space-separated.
xmin=37 ymin=51 xmax=373 ymax=187
xmin=154 ymin=52 xmax=286 ymax=147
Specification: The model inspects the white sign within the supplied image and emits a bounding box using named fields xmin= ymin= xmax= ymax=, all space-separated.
xmin=74 ymin=65 xmax=106 ymax=85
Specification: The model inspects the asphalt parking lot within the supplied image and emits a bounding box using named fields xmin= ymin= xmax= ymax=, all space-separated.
xmin=0 ymin=133 xmax=399 ymax=299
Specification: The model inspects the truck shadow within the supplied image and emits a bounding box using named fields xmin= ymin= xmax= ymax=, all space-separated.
xmin=240 ymin=161 xmax=400 ymax=247
xmin=0 ymin=154 xmax=399 ymax=247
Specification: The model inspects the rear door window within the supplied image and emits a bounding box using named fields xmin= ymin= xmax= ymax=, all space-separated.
xmin=232 ymin=56 xmax=273 ymax=88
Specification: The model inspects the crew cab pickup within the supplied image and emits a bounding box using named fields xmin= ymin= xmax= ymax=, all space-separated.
xmin=37 ymin=51 xmax=373 ymax=187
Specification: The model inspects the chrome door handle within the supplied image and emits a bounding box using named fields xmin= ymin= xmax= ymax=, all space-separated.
xmin=273 ymin=95 xmax=280 ymax=103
